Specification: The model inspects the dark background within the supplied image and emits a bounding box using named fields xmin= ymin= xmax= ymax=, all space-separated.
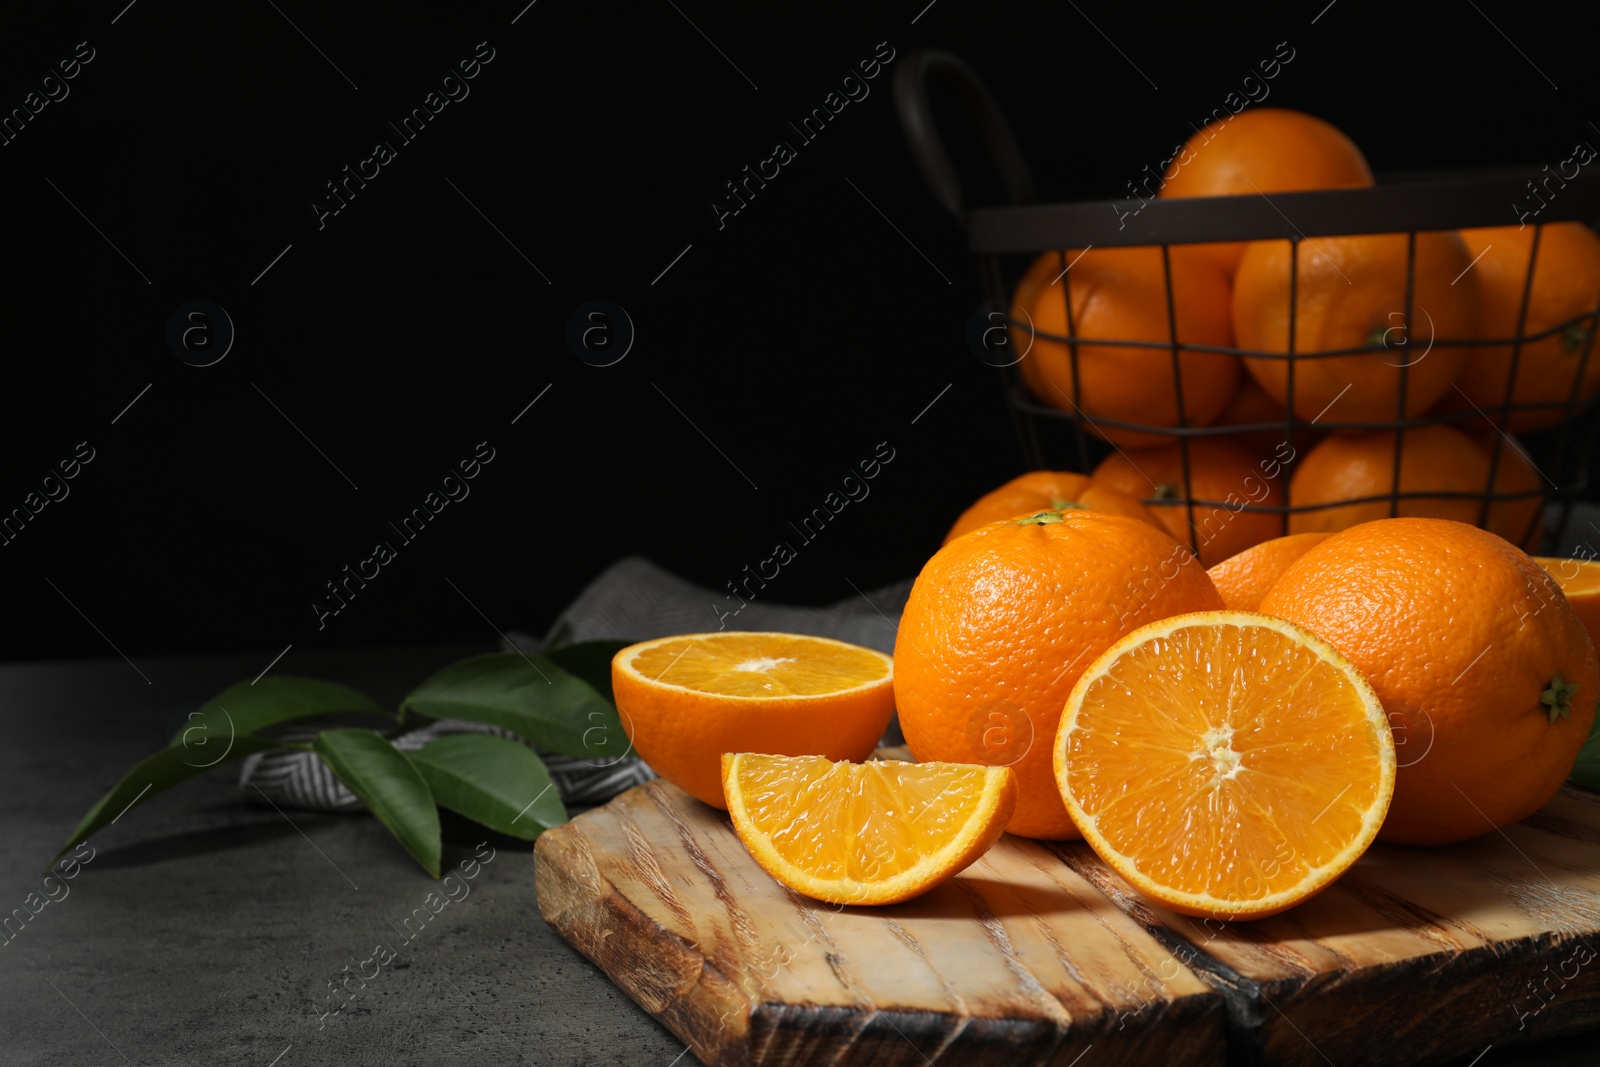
xmin=0 ymin=0 xmax=1594 ymax=663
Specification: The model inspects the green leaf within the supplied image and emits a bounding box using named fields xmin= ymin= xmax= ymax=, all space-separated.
xmin=400 ymin=652 xmax=629 ymax=758
xmin=168 ymin=675 xmax=392 ymax=749
xmin=409 ymin=734 xmax=566 ymax=840
xmin=314 ymin=730 xmax=441 ymax=878
xmin=1570 ymin=714 xmax=1600 ymax=792
xmin=543 ymin=639 xmax=635 ymax=705
xmin=51 ymin=735 xmax=293 ymax=868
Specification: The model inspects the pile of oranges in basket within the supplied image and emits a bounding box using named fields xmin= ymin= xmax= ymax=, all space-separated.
xmin=1009 ymin=108 xmax=1600 ymax=564
xmin=601 ymin=109 xmax=1600 ymax=923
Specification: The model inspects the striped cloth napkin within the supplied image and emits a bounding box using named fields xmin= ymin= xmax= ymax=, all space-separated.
xmin=240 ymin=555 xmax=915 ymax=813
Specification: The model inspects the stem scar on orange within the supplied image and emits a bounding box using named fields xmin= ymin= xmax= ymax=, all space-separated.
xmin=1233 ymin=231 xmax=1476 ymax=424
xmin=944 ymin=470 xmax=1163 ymax=545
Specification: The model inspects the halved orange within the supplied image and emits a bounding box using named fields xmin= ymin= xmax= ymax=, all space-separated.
xmin=1054 ymin=611 xmax=1395 ymax=919
xmin=723 ymin=753 xmax=1016 ymax=905
xmin=612 ymin=633 xmax=895 ymax=808
xmin=1535 ymin=557 xmax=1600 ymax=652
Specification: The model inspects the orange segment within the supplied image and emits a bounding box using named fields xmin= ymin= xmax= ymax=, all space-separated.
xmin=613 ymin=633 xmax=895 ymax=809
xmin=1054 ymin=611 xmax=1395 ymax=919
xmin=723 ymin=753 xmax=1016 ymax=905
xmin=1535 ymin=557 xmax=1600 ymax=651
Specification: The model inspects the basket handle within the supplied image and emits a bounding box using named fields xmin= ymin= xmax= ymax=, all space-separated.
xmin=892 ymin=49 xmax=1037 ymax=218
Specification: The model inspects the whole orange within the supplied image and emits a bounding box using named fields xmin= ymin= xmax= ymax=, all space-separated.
xmin=944 ymin=470 xmax=1161 ymax=545
xmin=895 ymin=509 xmax=1223 ymax=839
xmin=1287 ymin=424 xmax=1540 ymax=543
xmin=1160 ymin=108 xmax=1374 ymax=278
xmin=1259 ymin=518 xmax=1597 ymax=845
xmin=1233 ymin=232 xmax=1475 ymax=424
xmin=1288 ymin=425 xmax=1486 ymax=533
xmin=1091 ymin=437 xmax=1287 ymax=565
xmin=1205 ymin=531 xmax=1330 ymax=611
xmin=1451 ymin=222 xmax=1600 ymax=430
xmin=1019 ymin=246 xmax=1238 ymax=447
xmin=1468 ymin=430 xmax=1545 ymax=550
xmin=1006 ymin=251 xmax=1059 ymax=357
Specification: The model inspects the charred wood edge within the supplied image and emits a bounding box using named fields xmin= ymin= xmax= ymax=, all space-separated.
xmin=1046 ymin=843 xmax=1268 ymax=1067
xmin=1047 ymin=841 xmax=1600 ymax=1067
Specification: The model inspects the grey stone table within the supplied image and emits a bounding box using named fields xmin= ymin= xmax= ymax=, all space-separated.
xmin=1 ymin=644 xmax=1596 ymax=1066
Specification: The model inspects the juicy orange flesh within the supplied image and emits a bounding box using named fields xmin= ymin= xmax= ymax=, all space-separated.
xmin=731 ymin=756 xmax=987 ymax=881
xmin=1536 ymin=557 xmax=1600 ymax=598
xmin=1064 ymin=624 xmax=1384 ymax=904
xmin=629 ymin=634 xmax=888 ymax=698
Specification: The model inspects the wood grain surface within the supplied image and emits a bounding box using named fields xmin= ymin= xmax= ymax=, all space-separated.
xmin=1055 ymin=786 xmax=1600 ymax=1067
xmin=535 ymin=776 xmax=1600 ymax=1067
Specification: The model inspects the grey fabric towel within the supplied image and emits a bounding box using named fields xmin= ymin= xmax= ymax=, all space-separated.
xmin=240 ymin=555 xmax=915 ymax=813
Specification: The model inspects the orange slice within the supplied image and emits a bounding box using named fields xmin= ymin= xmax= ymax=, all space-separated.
xmin=1535 ymin=557 xmax=1600 ymax=651
xmin=1054 ymin=611 xmax=1395 ymax=919
xmin=612 ymin=633 xmax=895 ymax=808
xmin=1206 ymin=532 xmax=1332 ymax=611
xmin=723 ymin=753 xmax=1016 ymax=904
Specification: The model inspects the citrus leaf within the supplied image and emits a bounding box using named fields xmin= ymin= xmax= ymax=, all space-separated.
xmin=50 ymin=735 xmax=294 ymax=869
xmin=409 ymin=734 xmax=566 ymax=840
xmin=314 ymin=729 xmax=440 ymax=878
xmin=400 ymin=652 xmax=628 ymax=758
xmin=167 ymin=675 xmax=392 ymax=749
xmin=543 ymin=639 xmax=635 ymax=705
xmin=1570 ymin=715 xmax=1600 ymax=792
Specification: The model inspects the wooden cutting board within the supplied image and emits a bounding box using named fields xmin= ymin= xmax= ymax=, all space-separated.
xmin=534 ymin=774 xmax=1600 ymax=1067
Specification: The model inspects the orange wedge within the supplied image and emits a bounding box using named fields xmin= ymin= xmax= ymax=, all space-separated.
xmin=1054 ymin=611 xmax=1395 ymax=919
xmin=723 ymin=753 xmax=1016 ymax=905
xmin=1206 ymin=532 xmax=1331 ymax=611
xmin=1535 ymin=557 xmax=1600 ymax=652
xmin=612 ymin=633 xmax=895 ymax=808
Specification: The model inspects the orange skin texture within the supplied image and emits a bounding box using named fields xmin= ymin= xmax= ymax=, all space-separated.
xmin=1007 ymin=251 xmax=1060 ymax=357
xmin=1451 ymin=222 xmax=1600 ymax=431
xmin=1160 ymin=108 xmax=1374 ymax=278
xmin=1206 ymin=532 xmax=1330 ymax=610
xmin=944 ymin=471 xmax=1163 ymax=545
xmin=611 ymin=660 xmax=894 ymax=810
xmin=1287 ymin=425 xmax=1540 ymax=543
xmin=1259 ymin=518 xmax=1598 ymax=845
xmin=895 ymin=510 xmax=1224 ymax=839
xmin=1233 ymin=231 xmax=1475 ymax=424
xmin=1091 ymin=438 xmax=1287 ymax=566
xmin=1017 ymin=246 xmax=1239 ymax=448
xmin=1465 ymin=431 xmax=1544 ymax=550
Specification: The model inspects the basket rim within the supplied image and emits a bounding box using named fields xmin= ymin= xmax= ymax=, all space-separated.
xmin=967 ymin=169 xmax=1600 ymax=253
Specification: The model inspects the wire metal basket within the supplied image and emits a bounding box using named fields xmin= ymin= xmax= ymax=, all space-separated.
xmin=894 ymin=49 xmax=1600 ymax=557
